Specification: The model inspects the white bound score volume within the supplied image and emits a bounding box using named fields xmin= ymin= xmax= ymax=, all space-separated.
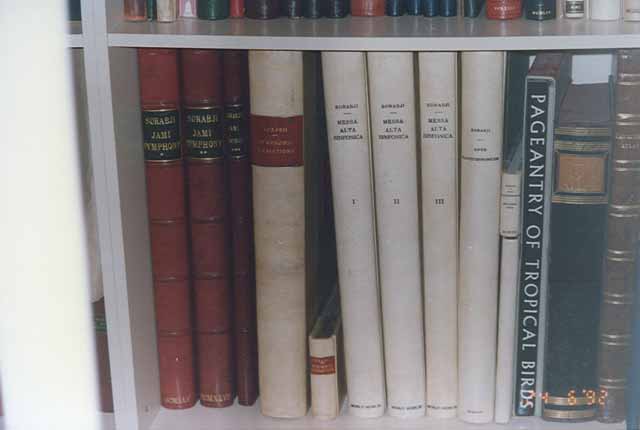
xmin=418 ymin=51 xmax=459 ymax=419
xmin=458 ymin=51 xmax=505 ymax=424
xmin=249 ymin=50 xmax=308 ymax=418
xmin=591 ymin=0 xmax=622 ymax=19
xmin=321 ymin=51 xmax=387 ymax=418
xmin=367 ymin=52 xmax=426 ymax=418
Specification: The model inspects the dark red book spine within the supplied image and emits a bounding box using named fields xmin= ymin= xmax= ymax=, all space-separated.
xmin=138 ymin=48 xmax=196 ymax=410
xmin=224 ymin=50 xmax=259 ymax=406
xmin=486 ymin=0 xmax=522 ymax=18
xmin=181 ymin=49 xmax=235 ymax=408
xmin=351 ymin=0 xmax=384 ymax=15
xmin=230 ymin=0 xmax=245 ymax=16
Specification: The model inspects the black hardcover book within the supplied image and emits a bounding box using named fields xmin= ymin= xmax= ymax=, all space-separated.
xmin=406 ymin=0 xmax=422 ymax=14
xmin=386 ymin=0 xmax=406 ymax=15
xmin=440 ymin=0 xmax=457 ymax=15
xmin=542 ymin=83 xmax=612 ymax=423
xmin=423 ymin=0 xmax=439 ymax=15
xmin=464 ymin=0 xmax=485 ymax=16
xmin=246 ymin=0 xmax=281 ymax=18
xmin=515 ymin=53 xmax=572 ymax=418
xmin=285 ymin=0 xmax=304 ymax=17
xmin=68 ymin=0 xmax=81 ymax=20
xmin=326 ymin=0 xmax=349 ymax=16
xmin=304 ymin=0 xmax=323 ymax=17
xmin=526 ymin=0 xmax=555 ymax=19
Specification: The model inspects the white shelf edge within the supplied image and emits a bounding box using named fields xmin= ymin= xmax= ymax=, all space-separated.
xmin=106 ymin=15 xmax=640 ymax=50
xmin=149 ymin=401 xmax=626 ymax=430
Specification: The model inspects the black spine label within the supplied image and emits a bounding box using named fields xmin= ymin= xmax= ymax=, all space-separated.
xmin=185 ymin=106 xmax=224 ymax=159
xmin=515 ymin=80 xmax=550 ymax=416
xmin=224 ymin=104 xmax=249 ymax=158
xmin=142 ymin=109 xmax=181 ymax=161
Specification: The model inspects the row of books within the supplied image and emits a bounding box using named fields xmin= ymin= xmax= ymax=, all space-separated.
xmin=124 ymin=0 xmax=640 ymax=20
xmin=137 ymin=47 xmax=640 ymax=425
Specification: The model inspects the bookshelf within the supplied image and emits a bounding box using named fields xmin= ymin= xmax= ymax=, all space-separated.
xmin=73 ymin=0 xmax=637 ymax=429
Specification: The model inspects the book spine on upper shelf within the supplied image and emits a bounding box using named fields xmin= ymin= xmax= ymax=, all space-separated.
xmin=563 ymin=0 xmax=584 ymax=16
xmin=197 ymin=0 xmax=230 ymax=19
xmin=137 ymin=48 xmax=196 ymax=410
xmin=458 ymin=51 xmax=505 ymax=424
xmin=624 ymin=0 xmax=640 ymax=19
xmin=487 ymin=0 xmax=522 ymax=18
xmin=406 ymin=0 xmax=422 ymax=14
xmin=179 ymin=0 xmax=198 ymax=16
xmin=321 ymin=51 xmax=386 ymax=418
xmin=542 ymin=83 xmax=612 ymax=423
xmin=386 ymin=0 xmax=406 ymax=16
xmin=423 ymin=0 xmax=439 ymax=16
xmin=156 ymin=0 xmax=178 ymax=21
xmin=124 ymin=0 xmax=148 ymax=20
xmin=326 ymin=0 xmax=349 ymax=16
xmin=463 ymin=0 xmax=485 ymax=16
xmin=525 ymin=0 xmax=555 ymax=19
xmin=181 ymin=49 xmax=235 ymax=409
xmin=352 ymin=0 xmax=385 ymax=15
xmin=147 ymin=0 xmax=156 ymax=19
xmin=223 ymin=50 xmax=259 ymax=407
xmin=368 ymin=51 xmax=426 ymax=418
xmin=418 ymin=51 xmax=458 ymax=419
xmin=249 ymin=50 xmax=307 ymax=418
xmin=591 ymin=0 xmax=621 ymax=18
xmin=440 ymin=0 xmax=457 ymax=15
xmin=304 ymin=0 xmax=323 ymax=18
xmin=286 ymin=0 xmax=304 ymax=18
xmin=231 ymin=0 xmax=246 ymax=16
xmin=597 ymin=50 xmax=640 ymax=423
xmin=246 ymin=0 xmax=281 ymax=18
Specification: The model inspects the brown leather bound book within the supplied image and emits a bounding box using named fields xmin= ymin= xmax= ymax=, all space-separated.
xmin=486 ymin=0 xmax=522 ymax=18
xmin=181 ymin=49 xmax=235 ymax=408
xmin=597 ymin=50 xmax=640 ymax=423
xmin=224 ymin=50 xmax=259 ymax=407
xmin=351 ymin=0 xmax=384 ymax=15
xmin=93 ymin=299 xmax=114 ymax=412
xmin=138 ymin=48 xmax=196 ymax=410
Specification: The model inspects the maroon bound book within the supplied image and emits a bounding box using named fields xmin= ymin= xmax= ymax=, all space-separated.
xmin=351 ymin=0 xmax=384 ymax=15
xmin=181 ymin=49 xmax=235 ymax=408
xmin=224 ymin=50 xmax=259 ymax=406
xmin=138 ymin=48 xmax=196 ymax=410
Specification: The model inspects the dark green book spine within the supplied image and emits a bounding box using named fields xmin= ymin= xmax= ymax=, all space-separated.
xmin=526 ymin=0 xmax=555 ymax=19
xmin=198 ymin=0 xmax=231 ymax=18
xmin=147 ymin=0 xmax=157 ymax=19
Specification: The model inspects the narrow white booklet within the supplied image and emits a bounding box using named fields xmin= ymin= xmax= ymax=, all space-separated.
xmin=367 ymin=51 xmax=426 ymax=418
xmin=418 ymin=51 xmax=459 ymax=419
xmin=458 ymin=51 xmax=505 ymax=424
xmin=321 ymin=51 xmax=386 ymax=418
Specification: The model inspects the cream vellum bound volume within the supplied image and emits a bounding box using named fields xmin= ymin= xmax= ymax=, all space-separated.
xmin=249 ymin=50 xmax=307 ymax=419
xmin=367 ymin=51 xmax=426 ymax=418
xmin=321 ymin=51 xmax=387 ymax=418
xmin=418 ymin=51 xmax=459 ymax=419
xmin=458 ymin=51 xmax=505 ymax=424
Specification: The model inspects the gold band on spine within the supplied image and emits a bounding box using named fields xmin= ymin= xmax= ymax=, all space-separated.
xmin=555 ymin=127 xmax=611 ymax=137
xmin=552 ymin=194 xmax=608 ymax=205
xmin=543 ymin=408 xmax=597 ymax=420
xmin=554 ymin=141 xmax=611 ymax=152
xmin=544 ymin=396 xmax=595 ymax=406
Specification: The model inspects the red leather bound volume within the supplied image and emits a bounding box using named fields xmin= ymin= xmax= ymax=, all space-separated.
xmin=138 ymin=48 xmax=196 ymax=410
xmin=351 ymin=0 xmax=384 ymax=15
xmin=230 ymin=0 xmax=245 ymax=16
xmin=224 ymin=50 xmax=259 ymax=406
xmin=486 ymin=0 xmax=522 ymax=18
xmin=181 ymin=49 xmax=235 ymax=408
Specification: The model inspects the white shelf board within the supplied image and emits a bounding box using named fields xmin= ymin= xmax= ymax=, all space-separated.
xmin=68 ymin=21 xmax=84 ymax=48
xmin=149 ymin=401 xmax=624 ymax=430
xmin=108 ymin=15 xmax=640 ymax=50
